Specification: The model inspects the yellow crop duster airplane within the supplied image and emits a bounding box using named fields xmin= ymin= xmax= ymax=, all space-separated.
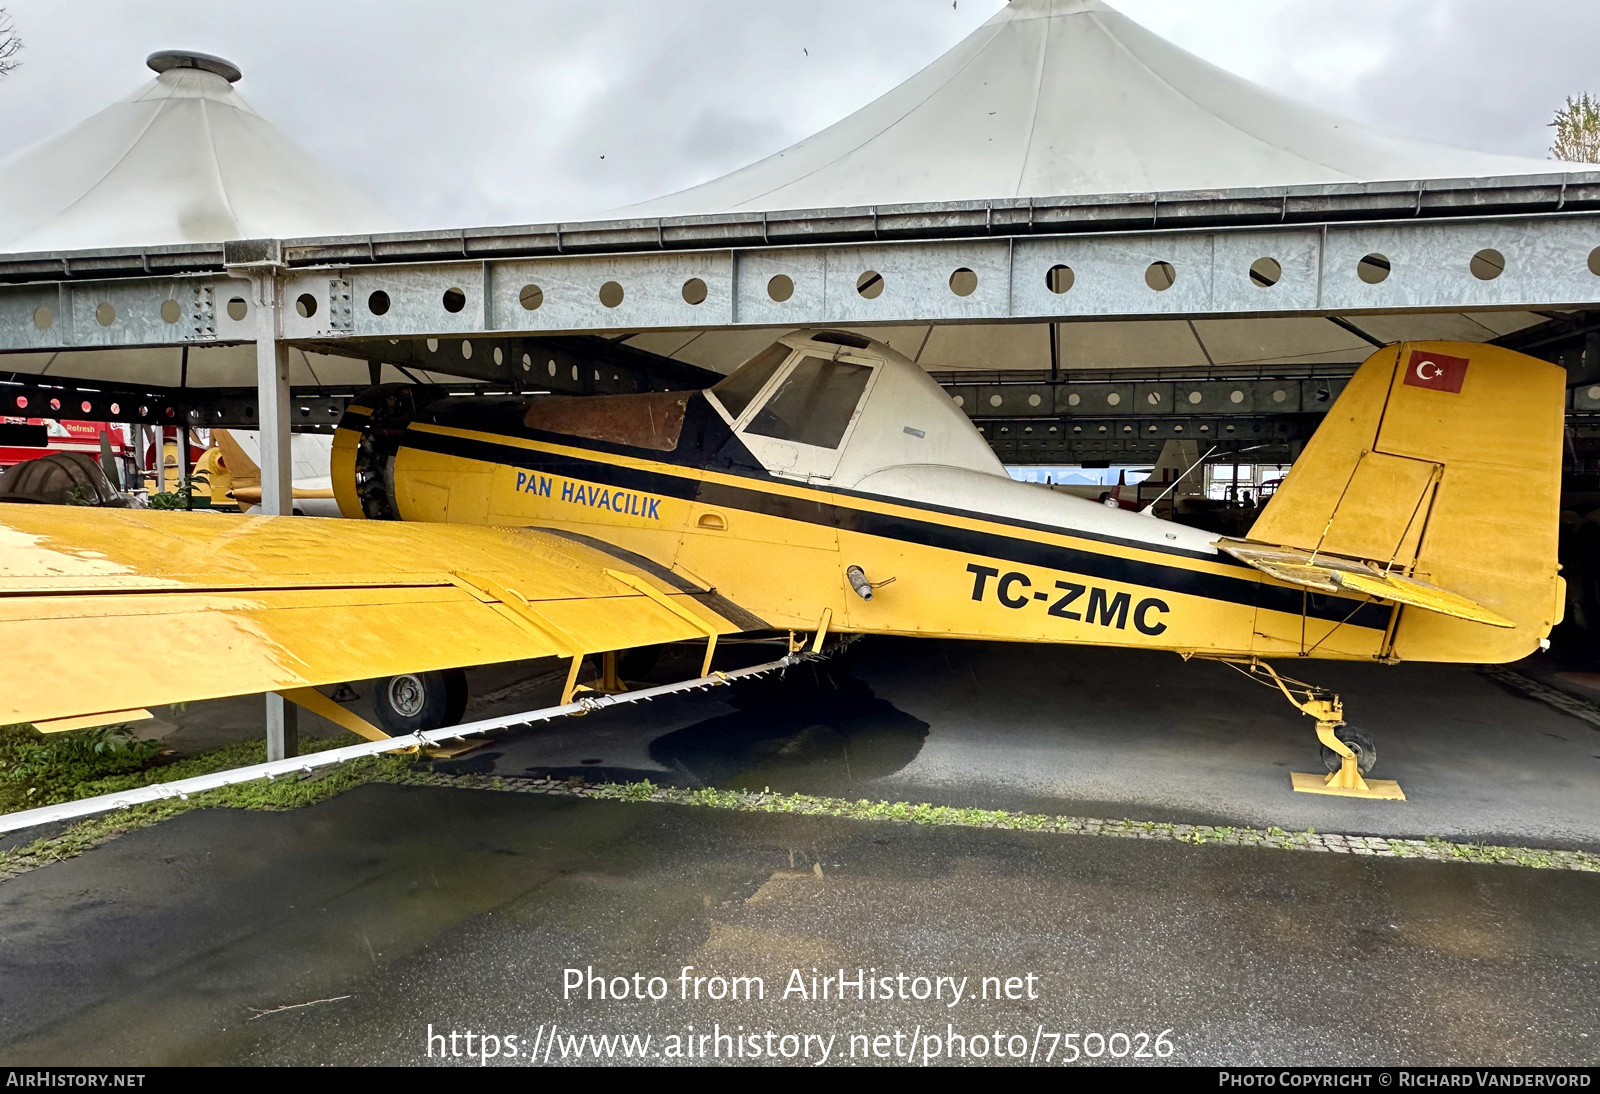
xmin=0 ymin=331 xmax=1565 ymax=816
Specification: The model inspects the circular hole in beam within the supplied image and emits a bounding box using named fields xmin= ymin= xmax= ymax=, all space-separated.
xmin=442 ymin=288 xmax=467 ymax=314
xmin=32 ymin=305 xmax=52 ymax=330
xmin=1589 ymin=247 xmax=1600 ymax=277
xmin=1357 ymin=253 xmax=1391 ymax=284
xmin=682 ymin=277 xmax=708 ymax=305
xmin=1045 ymin=264 xmax=1074 ymax=294
xmin=159 ymin=299 xmax=181 ymax=324
xmin=519 ymin=284 xmax=543 ymax=311
xmin=368 ymin=290 xmax=391 ymax=315
xmin=1144 ymin=261 xmax=1176 ymax=291
xmin=226 ymin=297 xmax=248 ymax=321
xmin=599 ymin=281 xmax=624 ymax=308
xmin=949 ymin=268 xmax=977 ymax=297
xmin=95 ymin=302 xmax=116 ymax=326
xmin=767 ymin=274 xmax=794 ymax=302
xmin=856 ymin=270 xmax=884 ymax=299
xmin=1249 ymin=257 xmax=1281 ymax=287
xmin=295 ymin=293 xmax=318 ymax=319
xmin=1470 ymin=248 xmax=1505 ymax=281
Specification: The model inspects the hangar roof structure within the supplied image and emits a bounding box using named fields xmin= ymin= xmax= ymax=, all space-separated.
xmin=617 ymin=0 xmax=1590 ymax=376
xmin=1 ymin=0 xmax=1599 ymax=472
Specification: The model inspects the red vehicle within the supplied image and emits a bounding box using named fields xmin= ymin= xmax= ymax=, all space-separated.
xmin=0 ymin=418 xmax=130 ymax=468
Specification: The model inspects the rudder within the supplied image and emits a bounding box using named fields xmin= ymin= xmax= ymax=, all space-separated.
xmin=1245 ymin=341 xmax=1565 ymax=663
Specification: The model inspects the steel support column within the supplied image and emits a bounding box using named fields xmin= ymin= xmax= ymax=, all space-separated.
xmin=243 ymin=250 xmax=299 ymax=761
xmin=253 ymin=272 xmax=292 ymax=517
xmin=265 ymin=695 xmax=298 ymax=764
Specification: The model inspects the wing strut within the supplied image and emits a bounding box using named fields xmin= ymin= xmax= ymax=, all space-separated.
xmin=604 ymin=568 xmax=722 ymax=678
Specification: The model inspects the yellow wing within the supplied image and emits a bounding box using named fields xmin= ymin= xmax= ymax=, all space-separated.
xmin=1215 ymin=539 xmax=1514 ymax=629
xmin=0 ymin=506 xmax=763 ymax=727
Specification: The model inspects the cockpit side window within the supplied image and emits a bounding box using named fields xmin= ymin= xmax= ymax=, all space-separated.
xmin=709 ymin=343 xmax=791 ymax=421
xmin=744 ymin=356 xmax=873 ymax=450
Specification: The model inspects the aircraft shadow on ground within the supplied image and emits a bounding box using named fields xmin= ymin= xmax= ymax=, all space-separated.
xmin=485 ymin=655 xmax=930 ymax=794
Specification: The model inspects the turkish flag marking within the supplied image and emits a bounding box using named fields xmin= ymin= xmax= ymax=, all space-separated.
xmin=1403 ymin=350 xmax=1469 ymax=394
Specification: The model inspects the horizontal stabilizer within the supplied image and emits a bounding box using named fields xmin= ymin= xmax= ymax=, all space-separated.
xmin=1215 ymin=539 xmax=1514 ymax=629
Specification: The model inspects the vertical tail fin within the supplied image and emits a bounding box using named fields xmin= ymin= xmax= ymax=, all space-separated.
xmin=1245 ymin=341 xmax=1565 ymax=663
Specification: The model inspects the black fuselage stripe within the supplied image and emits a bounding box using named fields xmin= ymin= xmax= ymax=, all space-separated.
xmin=397 ymin=427 xmax=1386 ymax=630
xmin=534 ymin=526 xmax=770 ymax=632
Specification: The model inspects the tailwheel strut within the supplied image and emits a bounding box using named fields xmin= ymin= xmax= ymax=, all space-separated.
xmin=1233 ymin=661 xmax=1406 ymax=801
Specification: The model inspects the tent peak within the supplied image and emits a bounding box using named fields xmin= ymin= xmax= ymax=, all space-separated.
xmin=1007 ymin=0 xmax=1107 ymax=18
xmin=146 ymin=50 xmax=241 ymax=84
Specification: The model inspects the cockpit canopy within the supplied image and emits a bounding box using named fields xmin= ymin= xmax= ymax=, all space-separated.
xmin=706 ymin=332 xmax=1004 ymax=487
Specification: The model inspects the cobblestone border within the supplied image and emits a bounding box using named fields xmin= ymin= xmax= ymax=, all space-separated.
xmin=1482 ymin=665 xmax=1600 ymax=730
xmin=391 ymin=771 xmax=1600 ymax=874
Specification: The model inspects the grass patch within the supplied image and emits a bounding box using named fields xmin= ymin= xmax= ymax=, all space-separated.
xmin=0 ymin=732 xmax=410 ymax=880
xmin=0 ymin=723 xmax=168 ymax=814
xmin=7 ymin=738 xmax=1600 ymax=885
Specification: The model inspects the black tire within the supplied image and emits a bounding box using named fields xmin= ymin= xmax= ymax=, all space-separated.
xmin=618 ymin=646 xmax=661 ymax=681
xmin=1319 ymin=726 xmax=1377 ymax=776
xmin=442 ymin=668 xmax=469 ymax=726
xmin=373 ymin=669 xmax=469 ymax=734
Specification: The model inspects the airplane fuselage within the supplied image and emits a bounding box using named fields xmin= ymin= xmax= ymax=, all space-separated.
xmin=334 ymin=388 xmax=1392 ymax=662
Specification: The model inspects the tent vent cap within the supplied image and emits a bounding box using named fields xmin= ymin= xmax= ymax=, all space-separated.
xmin=146 ymin=50 xmax=242 ymax=84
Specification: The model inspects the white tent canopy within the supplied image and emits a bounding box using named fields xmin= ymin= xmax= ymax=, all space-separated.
xmin=0 ymin=50 xmax=396 ymax=253
xmin=629 ymin=0 xmax=1576 ymax=218
xmin=0 ymin=50 xmax=423 ymax=390
xmin=619 ymin=0 xmax=1573 ymax=375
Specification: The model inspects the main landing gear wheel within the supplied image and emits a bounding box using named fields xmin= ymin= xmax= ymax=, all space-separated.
xmin=1319 ymin=727 xmax=1376 ymax=777
xmin=373 ymin=669 xmax=468 ymax=734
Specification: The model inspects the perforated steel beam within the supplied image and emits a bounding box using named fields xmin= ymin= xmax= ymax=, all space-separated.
xmin=2 ymin=211 xmax=1600 ymax=353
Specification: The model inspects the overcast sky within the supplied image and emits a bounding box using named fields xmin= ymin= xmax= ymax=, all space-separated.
xmin=2 ymin=0 xmax=1597 ymax=230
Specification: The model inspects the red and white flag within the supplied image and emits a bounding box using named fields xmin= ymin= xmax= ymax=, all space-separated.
xmin=1403 ymin=350 xmax=1469 ymax=394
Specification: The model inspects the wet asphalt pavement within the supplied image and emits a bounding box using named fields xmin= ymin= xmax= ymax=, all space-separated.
xmin=2 ymin=638 xmax=1599 ymax=1066
xmin=460 ymin=638 xmax=1600 ymax=849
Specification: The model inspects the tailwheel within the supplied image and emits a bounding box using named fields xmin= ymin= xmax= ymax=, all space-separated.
xmin=373 ymin=668 xmax=469 ymax=734
xmin=1222 ymin=660 xmax=1406 ymax=801
xmin=1319 ymin=726 xmax=1376 ymax=777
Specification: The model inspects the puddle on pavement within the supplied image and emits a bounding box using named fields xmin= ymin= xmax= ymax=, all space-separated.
xmin=518 ymin=655 xmax=929 ymax=795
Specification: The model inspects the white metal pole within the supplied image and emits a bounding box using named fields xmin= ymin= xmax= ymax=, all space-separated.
xmin=253 ymin=273 xmax=293 ymax=518
xmin=177 ymin=425 xmax=190 ymax=506
xmin=253 ymin=270 xmax=298 ymax=760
